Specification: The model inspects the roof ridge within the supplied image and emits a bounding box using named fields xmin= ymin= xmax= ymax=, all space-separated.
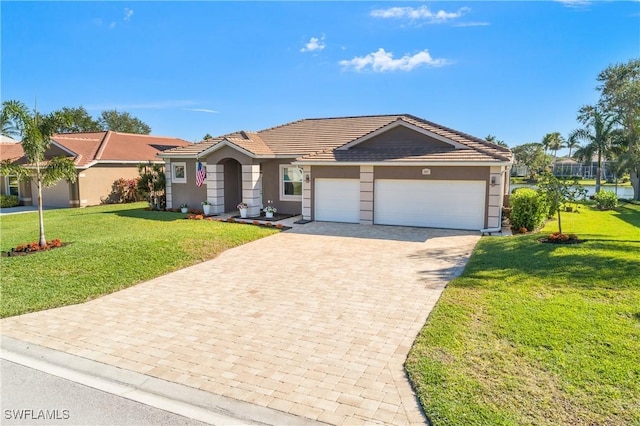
xmin=94 ymin=131 xmax=112 ymax=161
xmin=404 ymin=115 xmax=512 ymax=161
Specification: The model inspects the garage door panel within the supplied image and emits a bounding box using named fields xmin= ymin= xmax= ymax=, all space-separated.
xmin=374 ymin=180 xmax=485 ymax=230
xmin=315 ymin=179 xmax=360 ymax=223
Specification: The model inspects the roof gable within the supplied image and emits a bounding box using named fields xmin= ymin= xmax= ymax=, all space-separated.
xmin=337 ymin=119 xmax=468 ymax=151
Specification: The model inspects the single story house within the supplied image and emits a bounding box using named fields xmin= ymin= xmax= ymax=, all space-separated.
xmin=1 ymin=131 xmax=190 ymax=207
xmin=159 ymin=114 xmax=513 ymax=231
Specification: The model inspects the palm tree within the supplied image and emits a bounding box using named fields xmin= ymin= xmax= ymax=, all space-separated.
xmin=565 ymin=136 xmax=580 ymax=158
xmin=542 ymin=132 xmax=565 ymax=165
xmin=0 ymin=100 xmax=77 ymax=247
xmin=569 ymin=106 xmax=623 ymax=193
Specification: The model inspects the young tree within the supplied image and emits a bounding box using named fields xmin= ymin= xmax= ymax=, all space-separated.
xmin=99 ymin=110 xmax=151 ymax=134
xmin=0 ymin=100 xmax=77 ymax=247
xmin=597 ymin=58 xmax=640 ymax=200
xmin=537 ymin=173 xmax=587 ymax=235
xmin=569 ymin=105 xmax=623 ymax=193
xmin=54 ymin=106 xmax=102 ymax=133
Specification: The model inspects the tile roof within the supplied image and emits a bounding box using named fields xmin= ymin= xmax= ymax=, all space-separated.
xmin=1 ymin=131 xmax=191 ymax=168
xmin=160 ymin=114 xmax=512 ymax=163
xmin=0 ymin=142 xmax=27 ymax=163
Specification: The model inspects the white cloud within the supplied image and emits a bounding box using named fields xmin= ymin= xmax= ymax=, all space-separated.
xmin=86 ymin=100 xmax=199 ymax=110
xmin=183 ymin=108 xmax=219 ymax=114
xmin=124 ymin=8 xmax=134 ymax=22
xmin=370 ymin=5 xmax=470 ymax=23
xmin=301 ymin=34 xmax=326 ymax=52
xmin=555 ymin=0 xmax=591 ymax=7
xmin=453 ymin=21 xmax=490 ymax=28
xmin=339 ymin=48 xmax=450 ymax=72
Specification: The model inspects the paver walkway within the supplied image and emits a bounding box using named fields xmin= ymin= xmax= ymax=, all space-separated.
xmin=1 ymin=222 xmax=480 ymax=425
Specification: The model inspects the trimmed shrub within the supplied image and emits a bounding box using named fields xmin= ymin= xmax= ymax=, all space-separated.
xmin=102 ymin=178 xmax=143 ymax=204
xmin=510 ymin=188 xmax=548 ymax=232
xmin=0 ymin=194 xmax=20 ymax=208
xmin=594 ymin=190 xmax=618 ymax=210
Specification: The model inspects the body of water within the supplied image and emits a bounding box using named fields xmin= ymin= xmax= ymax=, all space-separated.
xmin=511 ymin=183 xmax=635 ymax=199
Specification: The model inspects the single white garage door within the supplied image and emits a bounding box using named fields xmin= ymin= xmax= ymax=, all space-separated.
xmin=315 ymin=178 xmax=360 ymax=223
xmin=374 ymin=180 xmax=485 ymax=230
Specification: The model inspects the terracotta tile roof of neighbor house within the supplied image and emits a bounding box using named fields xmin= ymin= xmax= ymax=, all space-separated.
xmin=160 ymin=114 xmax=512 ymax=163
xmin=1 ymin=131 xmax=191 ymax=168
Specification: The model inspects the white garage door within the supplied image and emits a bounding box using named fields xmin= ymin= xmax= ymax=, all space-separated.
xmin=315 ymin=178 xmax=360 ymax=223
xmin=374 ymin=180 xmax=486 ymax=230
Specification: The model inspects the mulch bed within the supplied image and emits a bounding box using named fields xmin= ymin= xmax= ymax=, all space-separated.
xmin=3 ymin=242 xmax=70 ymax=257
xmin=538 ymin=233 xmax=586 ymax=244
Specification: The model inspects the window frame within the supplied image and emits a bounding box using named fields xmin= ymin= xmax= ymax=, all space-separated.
xmin=172 ymin=162 xmax=187 ymax=184
xmin=279 ymin=165 xmax=303 ymax=201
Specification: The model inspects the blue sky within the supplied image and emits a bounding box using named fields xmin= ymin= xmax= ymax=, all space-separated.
xmin=2 ymin=1 xmax=638 ymax=152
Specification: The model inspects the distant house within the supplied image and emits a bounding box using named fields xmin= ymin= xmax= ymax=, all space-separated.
xmin=160 ymin=114 xmax=513 ymax=231
xmin=0 ymin=131 xmax=190 ymax=207
xmin=552 ymin=156 xmax=617 ymax=180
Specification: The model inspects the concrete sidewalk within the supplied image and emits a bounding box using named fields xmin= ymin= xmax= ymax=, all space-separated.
xmin=1 ymin=223 xmax=480 ymax=425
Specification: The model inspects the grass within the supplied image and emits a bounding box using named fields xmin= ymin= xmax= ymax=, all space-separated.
xmin=0 ymin=203 xmax=278 ymax=318
xmin=406 ymin=202 xmax=640 ymax=425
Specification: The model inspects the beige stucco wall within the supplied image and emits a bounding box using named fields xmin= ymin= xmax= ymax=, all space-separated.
xmin=77 ymin=165 xmax=142 ymax=207
xmin=169 ymin=159 xmax=207 ymax=210
xmin=260 ymin=159 xmax=304 ymax=215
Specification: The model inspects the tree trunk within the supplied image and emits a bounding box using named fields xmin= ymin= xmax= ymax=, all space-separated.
xmin=595 ymin=152 xmax=602 ymax=194
xmin=36 ymin=164 xmax=46 ymax=247
xmin=631 ymin=169 xmax=640 ymax=201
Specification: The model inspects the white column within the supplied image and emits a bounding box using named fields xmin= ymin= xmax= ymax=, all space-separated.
xmin=242 ymin=164 xmax=261 ymax=217
xmin=487 ymin=166 xmax=503 ymax=229
xmin=360 ymin=165 xmax=374 ymax=225
xmin=165 ymin=159 xmax=173 ymax=209
xmin=206 ymin=164 xmax=225 ymax=214
xmin=302 ymin=166 xmax=311 ymax=220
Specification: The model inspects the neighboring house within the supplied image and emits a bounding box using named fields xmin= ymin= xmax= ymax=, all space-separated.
xmin=0 ymin=131 xmax=190 ymax=207
xmin=160 ymin=114 xmax=513 ymax=231
xmin=552 ymin=156 xmax=617 ymax=180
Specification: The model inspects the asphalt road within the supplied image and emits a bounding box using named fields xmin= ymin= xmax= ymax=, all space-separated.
xmin=0 ymin=360 xmax=208 ymax=426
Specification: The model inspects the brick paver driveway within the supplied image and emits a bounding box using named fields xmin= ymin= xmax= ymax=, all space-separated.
xmin=1 ymin=223 xmax=480 ymax=425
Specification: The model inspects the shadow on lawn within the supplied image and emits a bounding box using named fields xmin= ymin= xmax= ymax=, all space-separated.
xmin=112 ymin=208 xmax=185 ymax=222
xmin=614 ymin=202 xmax=640 ymax=229
xmin=459 ymin=238 xmax=640 ymax=291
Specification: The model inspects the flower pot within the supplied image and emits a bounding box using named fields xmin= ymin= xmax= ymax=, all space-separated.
xmin=265 ymin=211 xmax=274 ymax=219
xmin=181 ymin=207 xmax=188 ymax=213
xmin=240 ymin=208 xmax=248 ymax=218
xmin=203 ymin=204 xmax=211 ymax=216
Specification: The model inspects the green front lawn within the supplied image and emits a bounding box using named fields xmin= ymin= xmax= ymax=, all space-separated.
xmin=406 ymin=202 xmax=640 ymax=425
xmin=0 ymin=203 xmax=278 ymax=318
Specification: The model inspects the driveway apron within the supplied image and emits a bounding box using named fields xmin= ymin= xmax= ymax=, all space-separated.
xmin=1 ymin=223 xmax=480 ymax=425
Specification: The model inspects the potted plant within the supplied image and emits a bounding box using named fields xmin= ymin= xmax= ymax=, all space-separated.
xmin=180 ymin=203 xmax=188 ymax=213
xmin=263 ymin=205 xmax=277 ymax=219
xmin=201 ymin=200 xmax=212 ymax=216
xmin=237 ymin=202 xmax=248 ymax=218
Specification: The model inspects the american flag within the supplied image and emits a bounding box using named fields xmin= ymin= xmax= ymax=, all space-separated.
xmin=195 ymin=161 xmax=206 ymax=187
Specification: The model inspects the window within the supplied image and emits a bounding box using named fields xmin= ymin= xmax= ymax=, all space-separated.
xmin=7 ymin=175 xmax=19 ymax=196
xmin=172 ymin=162 xmax=187 ymax=184
xmin=280 ymin=165 xmax=303 ymax=201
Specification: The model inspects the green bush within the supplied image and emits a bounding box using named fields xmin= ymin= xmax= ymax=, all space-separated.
xmin=510 ymin=188 xmax=548 ymax=231
xmin=0 ymin=195 xmax=20 ymax=208
xmin=594 ymin=190 xmax=618 ymax=210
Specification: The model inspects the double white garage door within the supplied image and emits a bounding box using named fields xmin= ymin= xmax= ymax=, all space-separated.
xmin=315 ymin=178 xmax=485 ymax=230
